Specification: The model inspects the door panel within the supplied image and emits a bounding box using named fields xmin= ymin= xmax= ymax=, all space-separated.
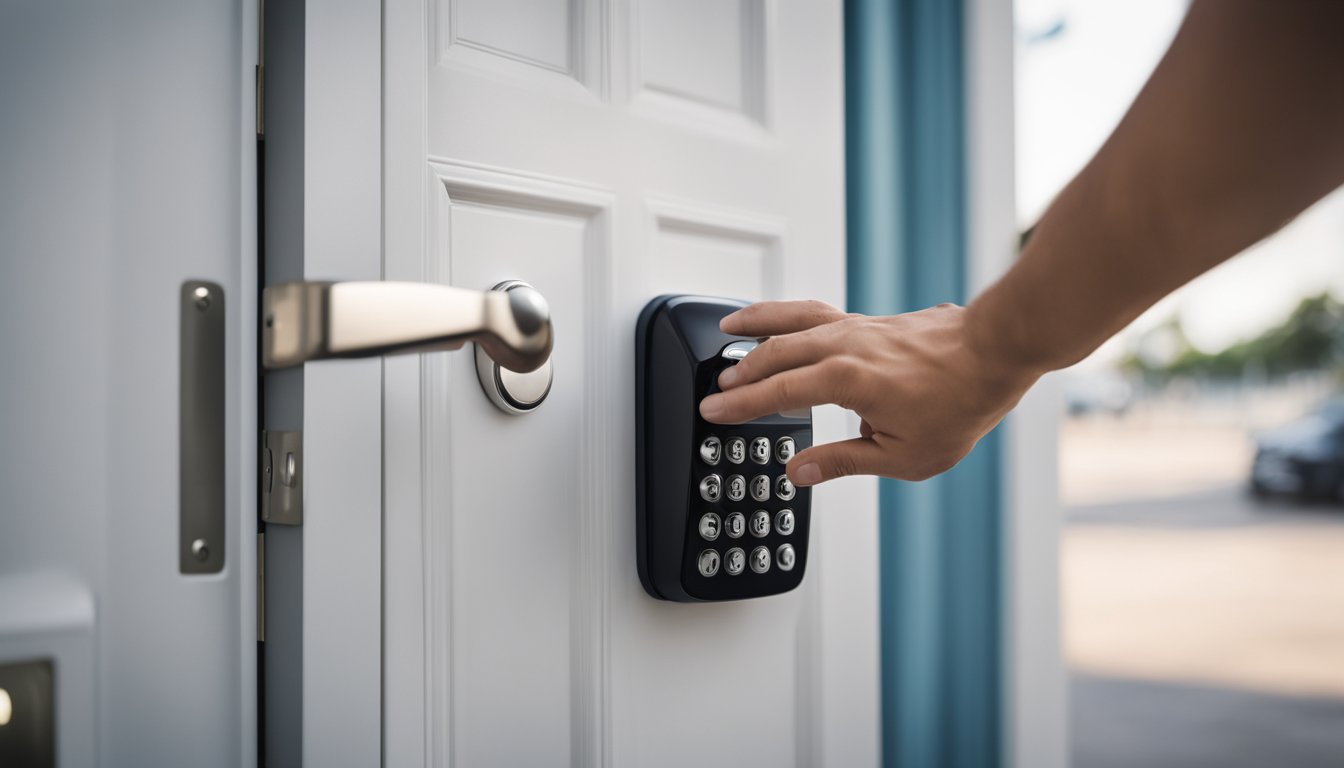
xmin=637 ymin=0 xmax=767 ymax=121
xmin=431 ymin=164 xmax=612 ymax=764
xmin=261 ymin=0 xmax=383 ymax=764
xmin=383 ymin=2 xmax=878 ymax=766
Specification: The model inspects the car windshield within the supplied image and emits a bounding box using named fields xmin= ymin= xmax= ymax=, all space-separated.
xmin=1312 ymin=400 xmax=1344 ymax=422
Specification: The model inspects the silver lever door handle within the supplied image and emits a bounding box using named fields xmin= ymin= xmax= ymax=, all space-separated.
xmin=261 ymin=281 xmax=553 ymax=373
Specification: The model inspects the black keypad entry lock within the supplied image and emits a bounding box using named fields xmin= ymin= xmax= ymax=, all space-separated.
xmin=637 ymin=295 xmax=812 ymax=601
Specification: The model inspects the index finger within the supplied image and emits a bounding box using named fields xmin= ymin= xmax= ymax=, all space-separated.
xmin=700 ymin=364 xmax=836 ymax=424
xmin=721 ymin=299 xmax=849 ymax=336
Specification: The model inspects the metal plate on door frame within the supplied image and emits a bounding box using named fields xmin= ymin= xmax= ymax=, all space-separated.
xmin=261 ymin=429 xmax=303 ymax=525
xmin=180 ymin=280 xmax=225 ymax=574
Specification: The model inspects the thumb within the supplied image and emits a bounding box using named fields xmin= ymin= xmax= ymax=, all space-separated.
xmin=787 ymin=438 xmax=889 ymax=487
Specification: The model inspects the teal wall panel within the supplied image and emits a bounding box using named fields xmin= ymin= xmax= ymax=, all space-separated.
xmin=845 ymin=0 xmax=1003 ymax=765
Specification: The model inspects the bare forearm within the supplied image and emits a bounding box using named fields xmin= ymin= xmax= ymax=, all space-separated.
xmin=969 ymin=0 xmax=1344 ymax=374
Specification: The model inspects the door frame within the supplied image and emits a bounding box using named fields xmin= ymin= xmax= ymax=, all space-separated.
xmin=966 ymin=0 xmax=1067 ymax=765
xmin=846 ymin=0 xmax=1066 ymax=765
xmin=382 ymin=0 xmax=430 ymax=763
xmin=259 ymin=0 xmax=384 ymax=764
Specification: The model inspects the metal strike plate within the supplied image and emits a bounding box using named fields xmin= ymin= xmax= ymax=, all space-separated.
xmin=180 ymin=280 xmax=226 ymax=574
xmin=262 ymin=430 xmax=303 ymax=525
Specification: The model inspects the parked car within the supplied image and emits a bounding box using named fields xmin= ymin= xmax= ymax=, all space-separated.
xmin=1251 ymin=401 xmax=1344 ymax=500
xmin=1062 ymin=372 xmax=1134 ymax=417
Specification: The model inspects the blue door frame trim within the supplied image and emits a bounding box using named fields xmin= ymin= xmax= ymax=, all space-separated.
xmin=845 ymin=0 xmax=1003 ymax=765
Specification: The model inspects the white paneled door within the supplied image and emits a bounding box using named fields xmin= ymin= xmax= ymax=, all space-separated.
xmin=278 ymin=0 xmax=879 ymax=765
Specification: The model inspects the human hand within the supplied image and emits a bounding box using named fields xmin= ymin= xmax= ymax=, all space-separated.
xmin=698 ymin=300 xmax=1041 ymax=487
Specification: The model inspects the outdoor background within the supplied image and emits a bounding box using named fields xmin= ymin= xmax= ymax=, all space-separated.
xmin=1015 ymin=1 xmax=1344 ymax=766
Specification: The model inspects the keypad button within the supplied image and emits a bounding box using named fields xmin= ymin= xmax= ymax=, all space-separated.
xmin=724 ymin=512 xmax=746 ymax=539
xmin=750 ymin=510 xmax=771 ymax=538
xmin=776 ymin=544 xmax=796 ymax=572
xmin=698 ymin=549 xmax=721 ymax=577
xmin=725 ymin=547 xmax=746 ymax=576
xmin=726 ymin=474 xmax=746 ymax=502
xmin=699 ymin=474 xmax=722 ymax=503
xmin=775 ymin=509 xmax=795 ymax=536
xmin=725 ymin=437 xmax=747 ymax=465
xmin=775 ymin=437 xmax=796 ymax=463
xmin=698 ymin=512 xmax=721 ymax=541
xmin=750 ymin=437 xmax=771 ymax=465
xmin=775 ymin=475 xmax=796 ymax=501
xmin=750 ymin=546 xmax=771 ymax=574
xmin=750 ymin=475 xmax=770 ymax=502
xmin=699 ymin=436 xmax=722 ymax=466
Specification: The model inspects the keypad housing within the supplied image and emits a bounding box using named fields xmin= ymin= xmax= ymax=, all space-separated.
xmin=637 ymin=294 xmax=812 ymax=602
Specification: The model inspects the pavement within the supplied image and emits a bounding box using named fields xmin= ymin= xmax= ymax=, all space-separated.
xmin=1064 ymin=483 xmax=1344 ymax=766
xmin=1072 ymin=673 xmax=1344 ymax=768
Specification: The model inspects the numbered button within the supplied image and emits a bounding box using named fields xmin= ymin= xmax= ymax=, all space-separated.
xmin=699 ymin=436 xmax=722 ymax=466
xmin=726 ymin=474 xmax=746 ymax=502
xmin=750 ymin=437 xmax=771 ymax=465
xmin=750 ymin=475 xmax=770 ymax=502
xmin=698 ymin=549 xmax=721 ymax=577
xmin=750 ymin=510 xmax=771 ymax=538
xmin=775 ymin=475 xmax=796 ymax=501
xmin=699 ymin=474 xmax=722 ymax=503
xmin=725 ymin=547 xmax=746 ymax=576
xmin=775 ymin=437 xmax=796 ymax=463
xmin=725 ymin=437 xmax=746 ymax=465
xmin=775 ymin=509 xmax=795 ymax=536
xmin=724 ymin=512 xmax=746 ymax=539
xmin=750 ymin=546 xmax=771 ymax=574
xmin=776 ymin=544 xmax=796 ymax=572
xmin=698 ymin=512 xmax=721 ymax=541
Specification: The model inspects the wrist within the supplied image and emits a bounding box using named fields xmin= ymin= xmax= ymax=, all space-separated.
xmin=962 ymin=288 xmax=1055 ymax=387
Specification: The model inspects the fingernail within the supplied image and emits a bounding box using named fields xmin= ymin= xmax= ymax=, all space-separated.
xmin=794 ymin=463 xmax=822 ymax=486
xmin=718 ymin=367 xmax=738 ymax=387
xmin=700 ymin=395 xmax=724 ymax=420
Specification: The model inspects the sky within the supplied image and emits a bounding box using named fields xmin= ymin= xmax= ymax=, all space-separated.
xmin=1014 ymin=0 xmax=1344 ymax=367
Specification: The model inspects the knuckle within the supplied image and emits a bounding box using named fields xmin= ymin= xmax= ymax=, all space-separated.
xmin=833 ymin=355 xmax=864 ymax=379
xmin=828 ymin=452 xmax=859 ymax=479
xmin=821 ymin=356 xmax=865 ymax=407
xmin=805 ymin=299 xmax=839 ymax=317
xmin=751 ymin=337 xmax=779 ymax=365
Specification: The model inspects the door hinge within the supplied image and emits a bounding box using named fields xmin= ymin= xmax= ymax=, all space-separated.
xmin=261 ymin=429 xmax=302 ymax=525
xmin=255 ymin=63 xmax=264 ymax=136
xmin=257 ymin=532 xmax=266 ymax=642
xmin=255 ymin=0 xmax=265 ymax=136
